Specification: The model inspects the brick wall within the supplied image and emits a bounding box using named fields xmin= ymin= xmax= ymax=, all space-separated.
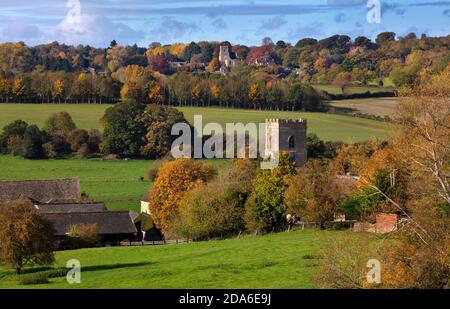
xmin=375 ymin=213 xmax=398 ymax=233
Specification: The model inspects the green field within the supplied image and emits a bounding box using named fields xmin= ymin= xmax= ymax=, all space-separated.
xmin=0 ymin=104 xmax=391 ymax=142
xmin=329 ymin=97 xmax=399 ymax=117
xmin=0 ymin=229 xmax=332 ymax=288
xmin=0 ymin=156 xmax=231 ymax=212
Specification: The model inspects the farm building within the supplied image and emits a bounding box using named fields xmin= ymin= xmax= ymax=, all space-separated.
xmin=40 ymin=211 xmax=138 ymax=246
xmin=0 ymin=178 xmax=146 ymax=247
xmin=34 ymin=202 xmax=107 ymax=213
xmin=0 ymin=178 xmax=80 ymax=204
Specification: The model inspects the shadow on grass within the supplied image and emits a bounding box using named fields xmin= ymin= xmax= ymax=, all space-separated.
xmin=81 ymin=262 xmax=153 ymax=273
xmin=18 ymin=262 xmax=153 ymax=277
xmin=326 ymin=105 xmax=357 ymax=114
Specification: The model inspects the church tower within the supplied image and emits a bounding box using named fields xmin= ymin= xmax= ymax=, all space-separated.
xmin=265 ymin=119 xmax=307 ymax=167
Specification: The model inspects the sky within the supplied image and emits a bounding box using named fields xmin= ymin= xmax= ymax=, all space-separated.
xmin=0 ymin=0 xmax=449 ymax=47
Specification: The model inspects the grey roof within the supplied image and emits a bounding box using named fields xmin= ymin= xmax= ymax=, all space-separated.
xmin=0 ymin=179 xmax=80 ymax=204
xmin=41 ymin=211 xmax=137 ymax=236
xmin=35 ymin=203 xmax=107 ymax=214
xmin=128 ymin=211 xmax=140 ymax=221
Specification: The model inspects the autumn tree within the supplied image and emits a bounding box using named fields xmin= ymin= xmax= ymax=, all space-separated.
xmin=210 ymin=84 xmax=221 ymax=103
xmin=0 ymin=42 xmax=34 ymax=73
xmin=150 ymin=54 xmax=172 ymax=75
xmin=52 ymin=79 xmax=65 ymax=103
xmin=120 ymin=65 xmax=153 ymax=102
xmin=12 ymin=78 xmax=25 ymax=102
xmin=248 ymin=83 xmax=261 ymax=109
xmin=285 ymin=160 xmax=344 ymax=225
xmin=0 ymin=78 xmax=10 ymax=102
xmin=395 ymin=67 xmax=450 ymax=205
xmin=333 ymin=72 xmax=352 ymax=94
xmin=148 ymin=82 xmax=163 ymax=104
xmin=0 ymin=198 xmax=55 ymax=274
xmin=149 ymin=159 xmax=217 ymax=233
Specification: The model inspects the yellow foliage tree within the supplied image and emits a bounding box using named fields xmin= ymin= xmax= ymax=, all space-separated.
xmin=169 ymin=43 xmax=187 ymax=59
xmin=53 ymin=79 xmax=65 ymax=103
xmin=248 ymin=83 xmax=260 ymax=107
xmin=148 ymin=84 xmax=162 ymax=104
xmin=12 ymin=78 xmax=25 ymax=101
xmin=0 ymin=78 xmax=10 ymax=102
xmin=191 ymin=83 xmax=201 ymax=102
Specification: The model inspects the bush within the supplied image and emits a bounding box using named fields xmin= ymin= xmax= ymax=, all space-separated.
xmin=0 ymin=120 xmax=28 ymax=154
xmin=314 ymin=232 xmax=380 ymax=289
xmin=67 ymin=128 xmax=89 ymax=152
xmin=87 ymin=129 xmax=101 ymax=153
xmin=42 ymin=133 xmax=71 ymax=158
xmin=171 ymin=180 xmax=245 ymax=240
xmin=19 ymin=273 xmax=49 ymax=285
xmin=20 ymin=125 xmax=44 ymax=159
xmin=6 ymin=135 xmax=24 ymax=156
xmin=75 ymin=143 xmax=90 ymax=158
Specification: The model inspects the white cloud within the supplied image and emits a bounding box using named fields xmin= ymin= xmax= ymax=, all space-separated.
xmin=48 ymin=14 xmax=145 ymax=47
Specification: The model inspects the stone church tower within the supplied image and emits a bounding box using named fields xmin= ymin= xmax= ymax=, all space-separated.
xmin=265 ymin=119 xmax=307 ymax=167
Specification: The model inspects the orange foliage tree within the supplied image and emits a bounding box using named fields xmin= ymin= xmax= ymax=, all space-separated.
xmin=149 ymin=159 xmax=217 ymax=233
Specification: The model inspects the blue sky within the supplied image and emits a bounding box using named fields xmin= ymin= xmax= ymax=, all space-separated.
xmin=0 ymin=0 xmax=449 ymax=47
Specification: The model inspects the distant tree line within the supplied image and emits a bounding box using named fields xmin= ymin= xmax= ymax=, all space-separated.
xmin=0 ymin=32 xmax=448 ymax=109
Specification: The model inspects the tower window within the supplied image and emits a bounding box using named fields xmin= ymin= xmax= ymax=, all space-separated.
xmin=288 ymin=136 xmax=295 ymax=150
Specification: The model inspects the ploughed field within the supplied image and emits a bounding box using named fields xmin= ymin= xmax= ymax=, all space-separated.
xmin=0 ymin=103 xmax=391 ymax=142
xmin=0 ymin=229 xmax=335 ymax=289
xmin=328 ymin=97 xmax=399 ymax=117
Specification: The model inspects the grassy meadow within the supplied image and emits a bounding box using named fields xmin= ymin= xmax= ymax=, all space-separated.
xmin=0 ymin=103 xmax=391 ymax=142
xmin=0 ymin=229 xmax=336 ymax=289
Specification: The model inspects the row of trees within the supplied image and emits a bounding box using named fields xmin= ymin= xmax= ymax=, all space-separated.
xmin=0 ymin=67 xmax=323 ymax=111
xmin=0 ymin=71 xmax=120 ymax=104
